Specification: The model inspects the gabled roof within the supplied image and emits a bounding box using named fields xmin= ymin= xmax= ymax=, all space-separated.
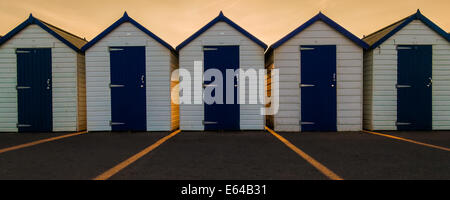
xmin=0 ymin=14 xmax=87 ymax=52
xmin=269 ymin=12 xmax=369 ymax=50
xmin=176 ymin=11 xmax=267 ymax=51
xmin=81 ymin=12 xmax=175 ymax=53
xmin=363 ymin=10 xmax=450 ymax=49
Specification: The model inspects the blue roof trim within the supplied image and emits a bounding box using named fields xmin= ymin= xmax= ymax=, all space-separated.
xmin=369 ymin=10 xmax=450 ymax=49
xmin=81 ymin=12 xmax=175 ymax=52
xmin=0 ymin=14 xmax=82 ymax=52
xmin=176 ymin=12 xmax=267 ymax=51
xmin=270 ymin=12 xmax=369 ymax=50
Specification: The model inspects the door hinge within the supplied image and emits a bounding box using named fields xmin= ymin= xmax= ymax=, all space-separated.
xmin=396 ymin=122 xmax=412 ymax=126
xmin=15 ymin=50 xmax=31 ymax=54
xmin=17 ymin=124 xmax=32 ymax=128
xmin=203 ymin=47 xmax=218 ymax=51
xmin=396 ymin=84 xmax=412 ymax=89
xmin=397 ymin=46 xmax=413 ymax=50
xmin=110 ymin=121 xmax=125 ymax=126
xmin=300 ymin=84 xmax=315 ymax=88
xmin=109 ymin=83 xmax=125 ymax=88
xmin=203 ymin=121 xmax=218 ymax=125
xmin=203 ymin=84 xmax=218 ymax=88
xmin=109 ymin=48 xmax=124 ymax=52
xmin=300 ymin=47 xmax=315 ymax=51
xmin=16 ymin=86 xmax=31 ymax=90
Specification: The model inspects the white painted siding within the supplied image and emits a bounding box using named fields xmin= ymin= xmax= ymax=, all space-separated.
xmin=365 ymin=20 xmax=450 ymax=130
xmin=85 ymin=22 xmax=173 ymax=131
xmin=0 ymin=24 xmax=81 ymax=132
xmin=179 ymin=22 xmax=265 ymax=130
xmin=273 ymin=20 xmax=364 ymax=132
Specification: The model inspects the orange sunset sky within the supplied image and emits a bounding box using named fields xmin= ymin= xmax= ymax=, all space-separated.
xmin=0 ymin=0 xmax=449 ymax=46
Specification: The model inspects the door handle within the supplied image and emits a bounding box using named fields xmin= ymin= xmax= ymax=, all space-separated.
xmin=141 ymin=75 xmax=145 ymax=88
xmin=427 ymin=77 xmax=432 ymax=88
xmin=332 ymin=73 xmax=336 ymax=88
xmin=46 ymin=79 xmax=51 ymax=90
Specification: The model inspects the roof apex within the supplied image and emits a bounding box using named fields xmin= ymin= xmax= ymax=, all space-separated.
xmin=176 ymin=12 xmax=267 ymax=50
xmin=81 ymin=13 xmax=175 ymax=52
xmin=0 ymin=14 xmax=86 ymax=52
xmin=269 ymin=12 xmax=368 ymax=49
xmin=363 ymin=10 xmax=449 ymax=49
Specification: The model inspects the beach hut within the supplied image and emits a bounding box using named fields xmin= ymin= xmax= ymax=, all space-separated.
xmin=176 ymin=12 xmax=267 ymax=131
xmin=81 ymin=12 xmax=178 ymax=132
xmin=362 ymin=10 xmax=450 ymax=131
xmin=265 ymin=12 xmax=368 ymax=132
xmin=0 ymin=14 xmax=87 ymax=132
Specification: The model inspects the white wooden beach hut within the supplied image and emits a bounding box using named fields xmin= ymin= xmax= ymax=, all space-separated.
xmin=0 ymin=14 xmax=87 ymax=133
xmin=82 ymin=12 xmax=179 ymax=132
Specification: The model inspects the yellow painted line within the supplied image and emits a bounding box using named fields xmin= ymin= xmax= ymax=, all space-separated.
xmin=93 ymin=130 xmax=181 ymax=180
xmin=362 ymin=130 xmax=450 ymax=152
xmin=0 ymin=131 xmax=88 ymax=154
xmin=265 ymin=126 xmax=343 ymax=180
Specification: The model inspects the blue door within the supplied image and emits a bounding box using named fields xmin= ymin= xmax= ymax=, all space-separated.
xmin=397 ymin=45 xmax=432 ymax=130
xmin=16 ymin=48 xmax=52 ymax=132
xmin=109 ymin=46 xmax=147 ymax=131
xmin=300 ymin=45 xmax=337 ymax=131
xmin=203 ymin=46 xmax=240 ymax=130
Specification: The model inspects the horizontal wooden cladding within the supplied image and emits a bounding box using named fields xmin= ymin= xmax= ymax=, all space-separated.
xmin=364 ymin=20 xmax=450 ymax=130
xmin=85 ymin=22 xmax=173 ymax=132
xmin=0 ymin=24 xmax=81 ymax=132
xmin=273 ymin=20 xmax=363 ymax=132
xmin=179 ymin=21 xmax=265 ymax=130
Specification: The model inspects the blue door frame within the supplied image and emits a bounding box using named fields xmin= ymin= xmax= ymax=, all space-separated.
xmin=109 ymin=46 xmax=147 ymax=131
xmin=16 ymin=48 xmax=52 ymax=132
xmin=203 ymin=46 xmax=240 ymax=131
xmin=397 ymin=45 xmax=432 ymax=131
xmin=300 ymin=45 xmax=337 ymax=131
